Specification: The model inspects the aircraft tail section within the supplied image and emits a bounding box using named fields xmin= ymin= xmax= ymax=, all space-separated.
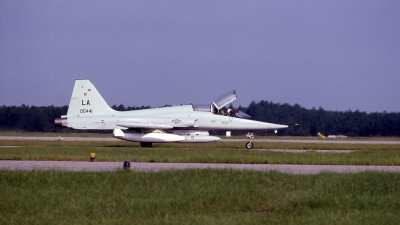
xmin=66 ymin=79 xmax=114 ymax=117
xmin=55 ymin=79 xmax=116 ymax=129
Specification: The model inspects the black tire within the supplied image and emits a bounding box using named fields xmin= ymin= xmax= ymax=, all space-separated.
xmin=140 ymin=142 xmax=152 ymax=147
xmin=246 ymin=142 xmax=253 ymax=149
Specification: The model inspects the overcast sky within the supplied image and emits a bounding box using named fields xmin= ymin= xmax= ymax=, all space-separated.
xmin=1 ymin=0 xmax=399 ymax=113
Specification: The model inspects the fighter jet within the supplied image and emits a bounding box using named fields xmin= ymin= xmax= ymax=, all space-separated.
xmin=55 ymin=79 xmax=288 ymax=149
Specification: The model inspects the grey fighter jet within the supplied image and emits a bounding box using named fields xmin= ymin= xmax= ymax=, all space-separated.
xmin=55 ymin=79 xmax=288 ymax=149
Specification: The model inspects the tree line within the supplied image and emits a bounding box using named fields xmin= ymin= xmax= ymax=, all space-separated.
xmin=1 ymin=102 xmax=399 ymax=137
xmin=239 ymin=101 xmax=400 ymax=137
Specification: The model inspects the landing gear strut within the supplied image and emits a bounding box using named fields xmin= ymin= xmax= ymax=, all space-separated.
xmin=246 ymin=132 xmax=254 ymax=149
xmin=140 ymin=142 xmax=152 ymax=147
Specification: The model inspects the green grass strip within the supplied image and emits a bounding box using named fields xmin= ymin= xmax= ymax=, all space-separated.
xmin=2 ymin=140 xmax=400 ymax=165
xmin=1 ymin=170 xmax=400 ymax=224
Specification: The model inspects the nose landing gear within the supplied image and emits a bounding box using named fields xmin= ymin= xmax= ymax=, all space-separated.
xmin=246 ymin=132 xmax=254 ymax=149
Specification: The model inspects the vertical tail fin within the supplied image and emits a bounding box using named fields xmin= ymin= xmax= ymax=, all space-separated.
xmin=66 ymin=79 xmax=114 ymax=117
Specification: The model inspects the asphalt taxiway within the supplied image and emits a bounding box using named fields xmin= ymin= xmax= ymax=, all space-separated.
xmin=1 ymin=161 xmax=400 ymax=174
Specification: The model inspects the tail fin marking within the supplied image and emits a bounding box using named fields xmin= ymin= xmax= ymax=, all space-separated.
xmin=66 ymin=79 xmax=114 ymax=117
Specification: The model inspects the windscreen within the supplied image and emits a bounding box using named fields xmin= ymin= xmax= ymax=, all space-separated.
xmin=235 ymin=110 xmax=251 ymax=119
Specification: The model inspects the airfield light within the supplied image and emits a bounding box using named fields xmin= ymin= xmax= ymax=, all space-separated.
xmin=90 ymin=153 xmax=95 ymax=162
xmin=123 ymin=161 xmax=130 ymax=170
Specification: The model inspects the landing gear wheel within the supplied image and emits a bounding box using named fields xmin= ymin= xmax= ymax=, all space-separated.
xmin=246 ymin=132 xmax=255 ymax=149
xmin=246 ymin=142 xmax=253 ymax=149
xmin=140 ymin=142 xmax=152 ymax=147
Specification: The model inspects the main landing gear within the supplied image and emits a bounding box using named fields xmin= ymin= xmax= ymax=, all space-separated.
xmin=140 ymin=142 xmax=152 ymax=147
xmin=246 ymin=132 xmax=254 ymax=149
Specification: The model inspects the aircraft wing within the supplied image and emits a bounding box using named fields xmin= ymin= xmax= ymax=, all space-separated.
xmin=116 ymin=118 xmax=198 ymax=130
xmin=117 ymin=122 xmax=174 ymax=129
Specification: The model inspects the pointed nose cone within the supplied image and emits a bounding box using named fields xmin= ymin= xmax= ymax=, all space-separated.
xmin=274 ymin=124 xmax=289 ymax=129
xmin=250 ymin=121 xmax=288 ymax=130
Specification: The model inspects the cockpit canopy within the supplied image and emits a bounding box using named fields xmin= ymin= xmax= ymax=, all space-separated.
xmin=212 ymin=90 xmax=237 ymax=110
xmin=192 ymin=90 xmax=251 ymax=119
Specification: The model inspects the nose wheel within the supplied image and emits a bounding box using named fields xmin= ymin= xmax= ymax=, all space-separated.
xmin=246 ymin=141 xmax=253 ymax=149
xmin=246 ymin=132 xmax=254 ymax=149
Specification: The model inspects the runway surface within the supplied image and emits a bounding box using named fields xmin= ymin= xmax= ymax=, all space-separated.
xmin=1 ymin=161 xmax=400 ymax=174
xmin=2 ymin=136 xmax=400 ymax=174
xmin=1 ymin=136 xmax=400 ymax=145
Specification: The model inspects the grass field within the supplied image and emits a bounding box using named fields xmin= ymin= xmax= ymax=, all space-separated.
xmin=1 ymin=133 xmax=400 ymax=224
xmin=1 ymin=170 xmax=400 ymax=225
xmin=1 ymin=139 xmax=400 ymax=165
